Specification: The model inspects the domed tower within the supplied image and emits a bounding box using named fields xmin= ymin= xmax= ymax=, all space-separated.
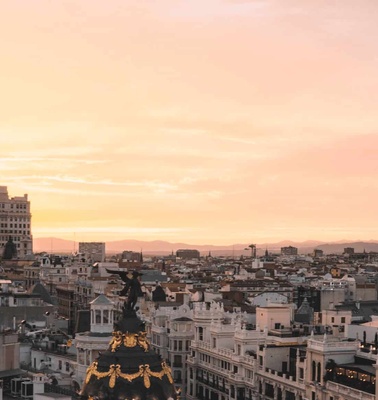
xmin=90 ymin=294 xmax=114 ymax=334
xmin=75 ymin=295 xmax=114 ymax=390
xmin=80 ymin=308 xmax=177 ymax=400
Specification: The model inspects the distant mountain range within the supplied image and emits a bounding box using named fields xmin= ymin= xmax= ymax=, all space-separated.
xmin=33 ymin=237 xmax=378 ymax=256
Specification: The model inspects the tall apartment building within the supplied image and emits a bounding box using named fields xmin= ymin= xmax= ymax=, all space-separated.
xmin=0 ymin=186 xmax=33 ymax=258
xmin=78 ymin=242 xmax=106 ymax=262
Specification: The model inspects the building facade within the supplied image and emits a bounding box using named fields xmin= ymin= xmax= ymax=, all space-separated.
xmin=147 ymin=303 xmax=194 ymax=398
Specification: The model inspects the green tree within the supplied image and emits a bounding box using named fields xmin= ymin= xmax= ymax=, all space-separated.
xmin=2 ymin=237 xmax=17 ymax=260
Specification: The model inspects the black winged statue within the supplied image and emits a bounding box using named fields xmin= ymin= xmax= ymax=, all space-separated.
xmin=106 ymin=269 xmax=144 ymax=310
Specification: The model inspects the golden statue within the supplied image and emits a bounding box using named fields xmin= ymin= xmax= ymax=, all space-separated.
xmin=109 ymin=331 xmax=123 ymax=352
xmin=137 ymin=331 xmax=149 ymax=352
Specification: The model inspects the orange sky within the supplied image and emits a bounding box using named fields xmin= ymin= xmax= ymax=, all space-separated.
xmin=1 ymin=0 xmax=378 ymax=244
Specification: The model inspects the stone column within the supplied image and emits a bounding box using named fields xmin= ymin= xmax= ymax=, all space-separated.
xmin=273 ymin=384 xmax=278 ymax=400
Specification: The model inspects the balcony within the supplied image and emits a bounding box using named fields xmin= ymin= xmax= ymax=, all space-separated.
xmin=327 ymin=381 xmax=375 ymax=400
xmin=192 ymin=340 xmax=256 ymax=367
xmin=256 ymin=368 xmax=305 ymax=391
xmin=196 ymin=376 xmax=229 ymax=394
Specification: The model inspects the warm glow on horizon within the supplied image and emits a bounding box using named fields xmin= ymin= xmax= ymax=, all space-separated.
xmin=2 ymin=0 xmax=378 ymax=245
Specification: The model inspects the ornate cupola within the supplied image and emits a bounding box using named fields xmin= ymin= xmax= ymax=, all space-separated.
xmin=90 ymin=294 xmax=114 ymax=335
xmin=80 ymin=272 xmax=177 ymax=400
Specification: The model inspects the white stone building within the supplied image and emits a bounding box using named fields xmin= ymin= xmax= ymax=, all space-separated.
xmin=185 ymin=301 xmax=378 ymax=400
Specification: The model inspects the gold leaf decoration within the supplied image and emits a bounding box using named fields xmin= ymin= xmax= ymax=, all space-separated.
xmin=109 ymin=331 xmax=123 ymax=352
xmin=83 ymin=361 xmax=174 ymax=389
xmin=123 ymin=332 xmax=138 ymax=347
xmin=108 ymin=330 xmax=150 ymax=352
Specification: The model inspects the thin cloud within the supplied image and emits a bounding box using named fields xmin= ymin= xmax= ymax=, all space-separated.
xmin=1 ymin=175 xmax=178 ymax=192
xmin=0 ymin=156 xmax=106 ymax=165
xmin=33 ymin=226 xmax=190 ymax=234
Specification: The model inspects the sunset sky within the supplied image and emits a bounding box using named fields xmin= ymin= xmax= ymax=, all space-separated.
xmin=1 ymin=0 xmax=378 ymax=245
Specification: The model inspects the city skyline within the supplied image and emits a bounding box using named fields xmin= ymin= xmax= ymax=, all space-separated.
xmin=2 ymin=1 xmax=378 ymax=245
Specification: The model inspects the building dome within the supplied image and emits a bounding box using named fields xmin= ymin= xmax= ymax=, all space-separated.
xmin=80 ymin=308 xmax=177 ymax=400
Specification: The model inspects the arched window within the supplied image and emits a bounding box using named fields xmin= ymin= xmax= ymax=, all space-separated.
xmin=317 ymin=362 xmax=321 ymax=383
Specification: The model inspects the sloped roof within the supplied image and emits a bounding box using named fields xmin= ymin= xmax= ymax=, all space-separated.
xmin=30 ymin=282 xmax=53 ymax=304
xmin=90 ymin=294 xmax=114 ymax=306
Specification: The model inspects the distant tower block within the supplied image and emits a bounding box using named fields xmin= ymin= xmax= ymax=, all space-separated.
xmin=78 ymin=242 xmax=106 ymax=262
xmin=176 ymin=249 xmax=200 ymax=259
xmin=281 ymin=246 xmax=298 ymax=256
xmin=0 ymin=186 xmax=33 ymax=257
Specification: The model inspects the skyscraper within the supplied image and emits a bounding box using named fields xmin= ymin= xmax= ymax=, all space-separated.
xmin=0 ymin=186 xmax=33 ymax=258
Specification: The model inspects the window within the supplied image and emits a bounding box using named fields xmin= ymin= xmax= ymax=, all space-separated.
xmin=317 ymin=362 xmax=321 ymax=382
xmin=103 ymin=310 xmax=109 ymax=324
xmin=312 ymin=361 xmax=316 ymax=381
xmin=95 ymin=310 xmax=101 ymax=324
xmin=66 ymin=362 xmax=70 ymax=372
xmin=341 ymin=317 xmax=346 ymax=323
xmin=59 ymin=360 xmax=62 ymax=370
xmin=174 ymin=355 xmax=182 ymax=367
xmin=331 ymin=317 xmax=334 ymax=323
xmin=198 ymin=327 xmax=203 ymax=341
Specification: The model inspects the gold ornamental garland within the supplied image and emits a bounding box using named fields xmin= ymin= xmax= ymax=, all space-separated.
xmin=85 ymin=361 xmax=174 ymax=389
xmin=109 ymin=330 xmax=149 ymax=352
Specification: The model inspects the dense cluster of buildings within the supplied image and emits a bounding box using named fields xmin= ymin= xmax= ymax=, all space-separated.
xmin=2 ymin=186 xmax=378 ymax=400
